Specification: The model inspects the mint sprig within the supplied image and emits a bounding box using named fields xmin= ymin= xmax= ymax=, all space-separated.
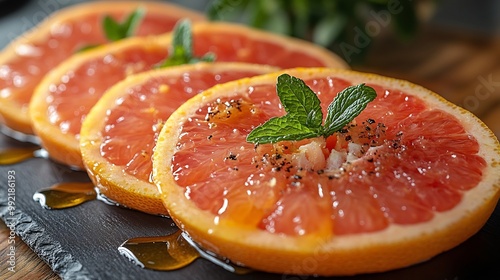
xmin=156 ymin=19 xmax=216 ymax=68
xmin=77 ymin=8 xmax=145 ymax=52
xmin=103 ymin=8 xmax=146 ymax=42
xmin=246 ymin=74 xmax=377 ymax=144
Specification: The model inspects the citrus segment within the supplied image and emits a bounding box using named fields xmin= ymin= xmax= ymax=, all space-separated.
xmin=30 ymin=22 xmax=348 ymax=169
xmin=152 ymin=68 xmax=500 ymax=275
xmin=30 ymin=37 xmax=169 ymax=169
xmin=80 ymin=63 xmax=278 ymax=215
xmin=190 ymin=25 xmax=344 ymax=68
xmin=0 ymin=1 xmax=205 ymax=135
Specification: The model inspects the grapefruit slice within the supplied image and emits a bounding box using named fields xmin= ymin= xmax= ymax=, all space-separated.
xmin=80 ymin=62 xmax=278 ymax=215
xmin=0 ymin=1 xmax=205 ymax=135
xmin=29 ymin=22 xmax=348 ymax=169
xmin=152 ymin=68 xmax=500 ymax=275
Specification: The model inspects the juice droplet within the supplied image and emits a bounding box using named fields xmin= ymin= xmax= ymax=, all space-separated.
xmin=33 ymin=182 xmax=96 ymax=209
xmin=0 ymin=147 xmax=47 ymax=165
xmin=119 ymin=230 xmax=252 ymax=274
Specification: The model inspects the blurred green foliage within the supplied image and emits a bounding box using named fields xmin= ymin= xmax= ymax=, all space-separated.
xmin=207 ymin=0 xmax=419 ymax=64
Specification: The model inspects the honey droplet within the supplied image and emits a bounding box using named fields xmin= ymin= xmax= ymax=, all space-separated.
xmin=119 ymin=231 xmax=252 ymax=274
xmin=33 ymin=182 xmax=96 ymax=209
xmin=0 ymin=147 xmax=47 ymax=165
xmin=119 ymin=230 xmax=199 ymax=270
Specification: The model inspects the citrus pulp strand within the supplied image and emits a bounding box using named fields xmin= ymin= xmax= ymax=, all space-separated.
xmin=330 ymin=184 xmax=390 ymax=235
xmin=259 ymin=178 xmax=334 ymax=236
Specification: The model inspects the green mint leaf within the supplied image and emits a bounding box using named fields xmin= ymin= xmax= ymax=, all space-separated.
xmin=103 ymin=15 xmax=123 ymax=41
xmin=246 ymin=74 xmax=377 ymax=144
xmin=124 ymin=8 xmax=146 ymax=38
xmin=277 ymin=74 xmax=323 ymax=129
xmin=76 ymin=8 xmax=145 ymax=53
xmin=156 ymin=19 xmax=216 ymax=68
xmin=103 ymin=8 xmax=145 ymax=42
xmin=323 ymin=84 xmax=377 ymax=136
xmin=76 ymin=44 xmax=100 ymax=53
xmin=172 ymin=19 xmax=193 ymax=59
xmin=191 ymin=52 xmax=217 ymax=64
xmin=246 ymin=115 xmax=319 ymax=144
xmin=159 ymin=45 xmax=190 ymax=67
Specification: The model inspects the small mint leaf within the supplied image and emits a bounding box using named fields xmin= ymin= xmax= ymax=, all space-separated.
xmin=77 ymin=8 xmax=145 ymax=54
xmin=246 ymin=115 xmax=318 ymax=144
xmin=159 ymin=45 xmax=190 ymax=67
xmin=323 ymin=84 xmax=377 ymax=136
xmin=76 ymin=44 xmax=100 ymax=53
xmin=103 ymin=15 xmax=123 ymax=41
xmin=103 ymin=8 xmax=145 ymax=42
xmin=197 ymin=52 xmax=217 ymax=63
xmin=156 ymin=19 xmax=216 ymax=68
xmin=246 ymin=74 xmax=377 ymax=145
xmin=124 ymin=7 xmax=146 ymax=37
xmin=277 ymin=74 xmax=323 ymax=129
xmin=172 ymin=19 xmax=193 ymax=59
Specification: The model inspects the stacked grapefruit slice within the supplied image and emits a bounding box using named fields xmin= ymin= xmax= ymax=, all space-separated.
xmin=80 ymin=62 xmax=278 ymax=215
xmin=1 ymin=1 xmax=498 ymax=277
xmin=29 ymin=22 xmax=348 ymax=169
xmin=152 ymin=68 xmax=500 ymax=275
xmin=0 ymin=1 xmax=205 ymax=135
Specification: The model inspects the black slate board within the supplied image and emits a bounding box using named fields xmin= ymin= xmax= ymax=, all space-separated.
xmin=1 ymin=132 xmax=500 ymax=280
xmin=1 ymin=1 xmax=500 ymax=279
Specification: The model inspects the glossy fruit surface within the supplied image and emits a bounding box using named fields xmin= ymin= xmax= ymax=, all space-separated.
xmin=80 ymin=62 xmax=277 ymax=215
xmin=153 ymin=68 xmax=500 ymax=276
xmin=30 ymin=21 xmax=348 ymax=168
xmin=0 ymin=1 xmax=205 ymax=134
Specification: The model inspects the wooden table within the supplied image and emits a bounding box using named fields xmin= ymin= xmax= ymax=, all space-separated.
xmin=1 ymin=220 xmax=59 ymax=279
xmin=357 ymin=26 xmax=500 ymax=139
xmin=1 ymin=23 xmax=499 ymax=280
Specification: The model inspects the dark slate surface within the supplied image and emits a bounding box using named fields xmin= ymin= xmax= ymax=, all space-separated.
xmin=1 ymin=1 xmax=500 ymax=280
xmin=1 ymin=128 xmax=500 ymax=280
xmin=0 ymin=133 xmax=275 ymax=280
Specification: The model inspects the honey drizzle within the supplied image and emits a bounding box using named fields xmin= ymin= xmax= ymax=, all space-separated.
xmin=33 ymin=182 xmax=96 ymax=209
xmin=0 ymin=147 xmax=47 ymax=165
xmin=0 ymin=140 xmax=255 ymax=274
xmin=119 ymin=231 xmax=252 ymax=274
